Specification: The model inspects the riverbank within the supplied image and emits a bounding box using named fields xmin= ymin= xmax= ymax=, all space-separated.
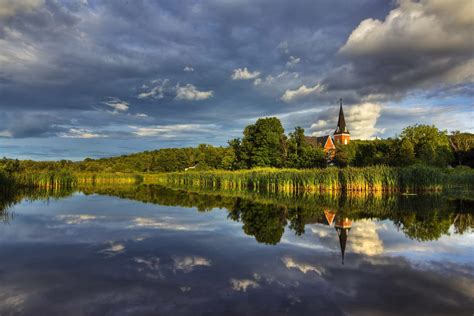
xmin=145 ymin=165 xmax=474 ymax=193
xmin=2 ymin=165 xmax=473 ymax=193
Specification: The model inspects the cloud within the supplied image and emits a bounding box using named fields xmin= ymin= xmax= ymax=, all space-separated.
xmin=349 ymin=220 xmax=384 ymax=256
xmin=331 ymin=0 xmax=474 ymax=96
xmin=231 ymin=67 xmax=261 ymax=80
xmin=281 ymin=257 xmax=323 ymax=275
xmin=128 ymin=217 xmax=215 ymax=231
xmin=307 ymin=102 xmax=384 ymax=139
xmin=286 ymin=56 xmax=300 ymax=67
xmin=175 ymin=84 xmax=213 ymax=101
xmin=129 ymin=124 xmax=219 ymax=138
xmin=137 ymin=79 xmax=169 ymax=99
xmin=230 ymin=279 xmax=260 ymax=292
xmin=56 ymin=214 xmax=104 ymax=224
xmin=103 ymin=98 xmax=129 ymax=113
xmin=58 ymin=128 xmax=108 ymax=139
xmin=98 ymin=242 xmax=125 ymax=256
xmin=346 ymin=102 xmax=384 ymax=139
xmin=0 ymin=0 xmax=44 ymax=18
xmin=278 ymin=40 xmax=289 ymax=54
xmin=134 ymin=257 xmax=163 ymax=279
xmin=281 ymin=83 xmax=324 ymax=102
xmin=184 ymin=66 xmax=194 ymax=72
xmin=340 ymin=0 xmax=473 ymax=57
xmin=172 ymin=256 xmax=211 ymax=273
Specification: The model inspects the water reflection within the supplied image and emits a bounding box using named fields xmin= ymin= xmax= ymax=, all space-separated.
xmin=1 ymin=185 xmax=472 ymax=262
xmin=0 ymin=185 xmax=473 ymax=315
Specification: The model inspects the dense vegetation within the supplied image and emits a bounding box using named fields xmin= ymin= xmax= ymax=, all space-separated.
xmin=0 ymin=118 xmax=472 ymax=191
xmin=147 ymin=165 xmax=474 ymax=193
xmin=2 ymin=184 xmax=471 ymax=243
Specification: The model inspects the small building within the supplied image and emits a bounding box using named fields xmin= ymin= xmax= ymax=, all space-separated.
xmin=306 ymin=99 xmax=350 ymax=154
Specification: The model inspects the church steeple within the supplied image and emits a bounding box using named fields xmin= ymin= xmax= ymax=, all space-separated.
xmin=335 ymin=217 xmax=352 ymax=265
xmin=335 ymin=99 xmax=349 ymax=135
xmin=333 ymin=99 xmax=351 ymax=145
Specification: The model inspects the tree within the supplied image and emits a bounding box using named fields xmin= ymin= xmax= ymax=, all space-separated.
xmin=397 ymin=138 xmax=416 ymax=166
xmin=400 ymin=124 xmax=453 ymax=166
xmin=333 ymin=143 xmax=356 ymax=167
xmin=241 ymin=117 xmax=287 ymax=168
xmin=449 ymin=131 xmax=474 ymax=166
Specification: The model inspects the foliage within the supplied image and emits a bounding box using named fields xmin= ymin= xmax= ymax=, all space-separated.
xmin=241 ymin=117 xmax=287 ymax=168
xmin=150 ymin=165 xmax=474 ymax=193
xmin=287 ymin=127 xmax=326 ymax=168
xmin=449 ymin=131 xmax=474 ymax=167
xmin=399 ymin=124 xmax=453 ymax=167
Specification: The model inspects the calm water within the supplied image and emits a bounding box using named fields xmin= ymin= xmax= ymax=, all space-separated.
xmin=0 ymin=186 xmax=473 ymax=315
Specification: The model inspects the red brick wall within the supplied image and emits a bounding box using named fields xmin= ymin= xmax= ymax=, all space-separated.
xmin=334 ymin=134 xmax=350 ymax=145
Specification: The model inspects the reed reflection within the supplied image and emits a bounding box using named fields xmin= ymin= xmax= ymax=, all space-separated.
xmin=1 ymin=185 xmax=472 ymax=265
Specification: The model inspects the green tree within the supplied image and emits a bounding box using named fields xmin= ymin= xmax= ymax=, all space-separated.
xmin=241 ymin=117 xmax=287 ymax=168
xmin=400 ymin=124 xmax=453 ymax=166
xmin=449 ymin=131 xmax=474 ymax=166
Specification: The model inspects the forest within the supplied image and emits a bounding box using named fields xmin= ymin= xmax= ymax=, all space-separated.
xmin=1 ymin=118 xmax=473 ymax=176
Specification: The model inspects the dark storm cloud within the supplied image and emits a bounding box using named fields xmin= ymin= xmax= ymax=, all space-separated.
xmin=0 ymin=0 xmax=472 ymax=157
xmin=325 ymin=0 xmax=474 ymax=98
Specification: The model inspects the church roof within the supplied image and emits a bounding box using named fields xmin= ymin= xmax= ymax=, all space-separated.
xmin=305 ymin=135 xmax=331 ymax=147
xmin=334 ymin=99 xmax=349 ymax=135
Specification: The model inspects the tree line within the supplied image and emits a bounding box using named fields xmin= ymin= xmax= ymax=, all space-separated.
xmin=1 ymin=117 xmax=473 ymax=174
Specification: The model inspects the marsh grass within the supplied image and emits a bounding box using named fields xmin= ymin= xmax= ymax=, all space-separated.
xmin=11 ymin=172 xmax=143 ymax=189
xmin=145 ymin=165 xmax=474 ymax=193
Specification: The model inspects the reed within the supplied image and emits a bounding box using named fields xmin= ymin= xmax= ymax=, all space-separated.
xmin=145 ymin=165 xmax=474 ymax=193
xmin=11 ymin=172 xmax=143 ymax=189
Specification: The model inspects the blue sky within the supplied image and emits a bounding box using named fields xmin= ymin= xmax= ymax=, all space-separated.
xmin=0 ymin=0 xmax=473 ymax=160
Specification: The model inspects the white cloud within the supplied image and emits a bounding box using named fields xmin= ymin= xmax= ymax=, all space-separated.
xmin=184 ymin=66 xmax=194 ymax=72
xmin=286 ymin=56 xmax=300 ymax=67
xmin=128 ymin=217 xmax=215 ymax=231
xmin=134 ymin=257 xmax=163 ymax=279
xmin=281 ymin=257 xmax=323 ymax=275
xmin=231 ymin=67 xmax=261 ymax=80
xmin=103 ymin=98 xmax=129 ymax=113
xmin=278 ymin=40 xmax=289 ymax=54
xmin=346 ymin=102 xmax=384 ymax=139
xmin=0 ymin=130 xmax=13 ymax=137
xmin=281 ymin=83 xmax=324 ymax=102
xmin=137 ymin=79 xmax=169 ymax=99
xmin=175 ymin=84 xmax=213 ymax=101
xmin=56 ymin=214 xmax=104 ymax=225
xmin=128 ymin=124 xmax=218 ymax=138
xmin=172 ymin=256 xmax=211 ymax=273
xmin=349 ymin=220 xmax=384 ymax=256
xmin=340 ymin=0 xmax=474 ymax=57
xmin=99 ymin=242 xmax=125 ymax=256
xmin=230 ymin=279 xmax=260 ymax=292
xmin=0 ymin=0 xmax=44 ymax=18
xmin=58 ymin=128 xmax=108 ymax=139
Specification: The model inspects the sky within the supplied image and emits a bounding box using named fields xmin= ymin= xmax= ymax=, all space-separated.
xmin=0 ymin=0 xmax=473 ymax=160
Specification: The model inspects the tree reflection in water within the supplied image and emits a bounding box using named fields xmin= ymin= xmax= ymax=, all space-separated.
xmin=1 ymin=185 xmax=472 ymax=262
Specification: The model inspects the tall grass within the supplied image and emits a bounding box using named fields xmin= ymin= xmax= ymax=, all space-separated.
xmin=146 ymin=165 xmax=474 ymax=193
xmin=11 ymin=172 xmax=143 ymax=189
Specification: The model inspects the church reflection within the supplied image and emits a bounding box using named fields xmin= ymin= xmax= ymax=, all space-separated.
xmin=317 ymin=210 xmax=352 ymax=265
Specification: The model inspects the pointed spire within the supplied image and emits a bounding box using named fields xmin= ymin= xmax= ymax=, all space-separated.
xmin=336 ymin=226 xmax=348 ymax=265
xmin=335 ymin=98 xmax=349 ymax=135
xmin=335 ymin=217 xmax=352 ymax=265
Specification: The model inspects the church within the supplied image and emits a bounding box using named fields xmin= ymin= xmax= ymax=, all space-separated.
xmin=305 ymin=99 xmax=350 ymax=154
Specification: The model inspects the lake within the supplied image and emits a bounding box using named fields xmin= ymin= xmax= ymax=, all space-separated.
xmin=0 ymin=185 xmax=473 ymax=315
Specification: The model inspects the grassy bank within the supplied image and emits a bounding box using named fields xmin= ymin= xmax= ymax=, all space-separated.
xmin=144 ymin=165 xmax=474 ymax=193
xmin=9 ymin=172 xmax=143 ymax=189
xmin=2 ymin=165 xmax=473 ymax=193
